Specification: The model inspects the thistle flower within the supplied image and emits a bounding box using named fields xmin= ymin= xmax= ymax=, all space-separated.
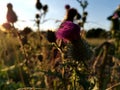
xmin=112 ymin=13 xmax=119 ymax=19
xmin=82 ymin=11 xmax=88 ymax=23
xmin=20 ymin=27 xmax=32 ymax=36
xmin=38 ymin=54 xmax=43 ymax=62
xmin=65 ymin=8 xmax=78 ymax=21
xmin=56 ymin=21 xmax=80 ymax=42
xmin=46 ymin=30 xmax=56 ymax=43
xmin=36 ymin=0 xmax=42 ymax=10
xmin=2 ymin=22 xmax=12 ymax=30
xmin=36 ymin=13 xmax=40 ymax=19
xmin=82 ymin=16 xmax=86 ymax=23
xmin=6 ymin=3 xmax=18 ymax=24
xmin=42 ymin=4 xmax=48 ymax=12
xmin=65 ymin=38 xmax=93 ymax=61
xmin=83 ymin=11 xmax=88 ymax=17
xmin=76 ymin=13 xmax=81 ymax=20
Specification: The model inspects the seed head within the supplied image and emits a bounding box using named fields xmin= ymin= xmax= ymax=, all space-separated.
xmin=36 ymin=0 xmax=42 ymax=10
xmin=46 ymin=30 xmax=56 ymax=43
xmin=6 ymin=3 xmax=18 ymax=23
xmin=38 ymin=54 xmax=43 ymax=62
xmin=2 ymin=22 xmax=12 ymax=30
xmin=43 ymin=4 xmax=48 ymax=12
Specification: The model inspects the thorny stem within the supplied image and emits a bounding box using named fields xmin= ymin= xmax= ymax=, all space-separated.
xmin=53 ymin=42 xmax=66 ymax=86
xmin=97 ymin=44 xmax=109 ymax=90
xmin=17 ymin=59 xmax=25 ymax=87
xmin=106 ymin=82 xmax=120 ymax=90
xmin=52 ymin=42 xmax=64 ymax=63
xmin=93 ymin=49 xmax=103 ymax=73
xmin=11 ymin=25 xmax=30 ymax=87
xmin=37 ymin=19 xmax=41 ymax=43
xmin=12 ymin=26 xmax=29 ymax=64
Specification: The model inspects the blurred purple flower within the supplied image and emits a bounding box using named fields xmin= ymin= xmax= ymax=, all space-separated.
xmin=2 ymin=22 xmax=12 ymax=30
xmin=6 ymin=3 xmax=18 ymax=24
xmin=112 ymin=13 xmax=119 ymax=19
xmin=56 ymin=21 xmax=80 ymax=42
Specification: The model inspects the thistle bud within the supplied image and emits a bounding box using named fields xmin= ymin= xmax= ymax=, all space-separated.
xmin=2 ymin=22 xmax=12 ymax=30
xmin=36 ymin=14 xmax=40 ymax=19
xmin=65 ymin=39 xmax=93 ymax=61
xmin=6 ymin=3 xmax=18 ymax=23
xmin=36 ymin=0 xmax=42 ymax=10
xmin=83 ymin=11 xmax=88 ymax=17
xmin=76 ymin=13 xmax=81 ymax=20
xmin=46 ymin=30 xmax=56 ymax=43
xmin=43 ymin=4 xmax=48 ymax=12
xmin=38 ymin=54 xmax=43 ymax=62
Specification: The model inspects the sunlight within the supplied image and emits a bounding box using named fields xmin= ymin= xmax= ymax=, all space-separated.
xmin=0 ymin=5 xmax=7 ymax=24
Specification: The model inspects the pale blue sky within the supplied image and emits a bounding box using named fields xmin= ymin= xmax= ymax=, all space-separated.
xmin=0 ymin=0 xmax=120 ymax=31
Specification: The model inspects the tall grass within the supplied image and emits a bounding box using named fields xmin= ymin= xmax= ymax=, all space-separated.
xmin=0 ymin=28 xmax=120 ymax=90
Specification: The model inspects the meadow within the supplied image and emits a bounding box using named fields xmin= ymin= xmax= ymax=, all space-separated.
xmin=0 ymin=26 xmax=120 ymax=90
xmin=0 ymin=0 xmax=120 ymax=90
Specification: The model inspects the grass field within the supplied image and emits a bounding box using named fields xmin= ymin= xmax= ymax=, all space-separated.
xmin=0 ymin=28 xmax=120 ymax=90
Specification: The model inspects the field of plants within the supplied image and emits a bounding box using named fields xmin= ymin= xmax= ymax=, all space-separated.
xmin=0 ymin=26 xmax=119 ymax=90
xmin=0 ymin=0 xmax=120 ymax=90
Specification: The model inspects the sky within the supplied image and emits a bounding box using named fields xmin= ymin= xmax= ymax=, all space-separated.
xmin=0 ymin=0 xmax=120 ymax=31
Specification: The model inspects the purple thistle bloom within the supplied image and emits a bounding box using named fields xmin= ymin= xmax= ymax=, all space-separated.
xmin=56 ymin=21 xmax=80 ymax=42
xmin=2 ymin=22 xmax=12 ymax=30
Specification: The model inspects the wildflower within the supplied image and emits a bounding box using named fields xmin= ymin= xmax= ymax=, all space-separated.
xmin=65 ymin=38 xmax=93 ymax=61
xmin=55 ymin=6 xmax=93 ymax=61
xmin=56 ymin=21 xmax=80 ymax=42
xmin=83 ymin=11 xmax=88 ymax=17
xmin=82 ymin=11 xmax=88 ymax=23
xmin=112 ymin=13 xmax=119 ymax=19
xmin=46 ymin=30 xmax=56 ymax=43
xmin=65 ymin=8 xmax=77 ymax=21
xmin=20 ymin=27 xmax=32 ymax=35
xmin=6 ymin=3 xmax=17 ymax=24
xmin=38 ymin=54 xmax=43 ymax=62
xmin=42 ymin=4 xmax=48 ymax=12
xmin=2 ymin=22 xmax=12 ymax=30
xmin=76 ymin=13 xmax=81 ymax=20
xmin=36 ymin=14 xmax=40 ymax=19
xmin=36 ymin=0 xmax=42 ymax=10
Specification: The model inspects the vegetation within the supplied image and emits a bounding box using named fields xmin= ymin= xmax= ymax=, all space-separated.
xmin=0 ymin=26 xmax=119 ymax=90
xmin=0 ymin=0 xmax=120 ymax=90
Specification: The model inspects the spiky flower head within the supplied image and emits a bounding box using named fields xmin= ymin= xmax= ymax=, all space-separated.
xmin=56 ymin=21 xmax=80 ymax=42
xmin=2 ymin=22 xmax=12 ymax=30
xmin=66 ymin=8 xmax=78 ymax=21
xmin=83 ymin=11 xmax=88 ymax=16
xmin=38 ymin=54 xmax=43 ymax=62
xmin=43 ymin=4 xmax=48 ymax=12
xmin=6 ymin=3 xmax=18 ymax=24
xmin=36 ymin=13 xmax=40 ymax=19
xmin=76 ymin=13 xmax=81 ymax=20
xmin=36 ymin=0 xmax=42 ymax=10
xmin=65 ymin=38 xmax=93 ymax=61
xmin=7 ymin=3 xmax=13 ymax=9
xmin=47 ymin=30 xmax=56 ymax=43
